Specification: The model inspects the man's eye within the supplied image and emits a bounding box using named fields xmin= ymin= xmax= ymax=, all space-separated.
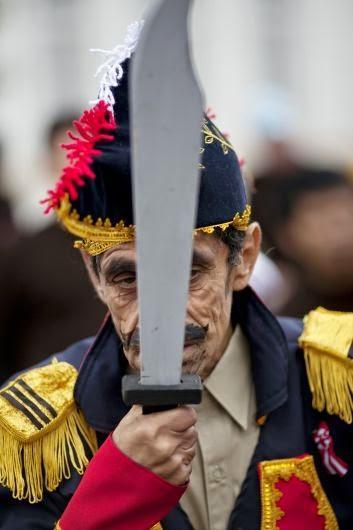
xmin=112 ymin=274 xmax=136 ymax=287
xmin=190 ymin=268 xmax=201 ymax=280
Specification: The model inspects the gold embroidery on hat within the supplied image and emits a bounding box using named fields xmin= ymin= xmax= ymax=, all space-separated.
xmin=56 ymin=196 xmax=251 ymax=256
xmin=57 ymin=195 xmax=135 ymax=255
xmin=196 ymin=204 xmax=251 ymax=236
xmin=202 ymin=119 xmax=233 ymax=155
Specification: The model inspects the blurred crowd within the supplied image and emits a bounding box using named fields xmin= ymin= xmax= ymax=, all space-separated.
xmin=0 ymin=116 xmax=105 ymax=384
xmin=251 ymin=137 xmax=353 ymax=317
xmin=0 ymin=115 xmax=352 ymax=385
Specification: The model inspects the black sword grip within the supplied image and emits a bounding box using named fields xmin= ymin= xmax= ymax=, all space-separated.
xmin=143 ymin=405 xmax=177 ymax=415
xmin=122 ymin=374 xmax=202 ymax=408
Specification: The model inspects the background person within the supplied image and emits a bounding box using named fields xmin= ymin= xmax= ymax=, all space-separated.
xmin=252 ymin=168 xmax=353 ymax=316
xmin=0 ymin=115 xmax=105 ymax=382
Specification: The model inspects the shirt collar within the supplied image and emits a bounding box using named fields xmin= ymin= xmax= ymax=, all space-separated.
xmin=204 ymin=325 xmax=253 ymax=430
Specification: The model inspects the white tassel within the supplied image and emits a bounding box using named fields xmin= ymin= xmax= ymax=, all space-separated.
xmin=90 ymin=20 xmax=144 ymax=110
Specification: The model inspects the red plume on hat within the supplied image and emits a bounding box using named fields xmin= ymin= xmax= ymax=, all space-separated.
xmin=41 ymin=21 xmax=144 ymax=214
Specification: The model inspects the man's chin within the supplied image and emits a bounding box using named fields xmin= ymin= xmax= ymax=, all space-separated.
xmin=181 ymin=365 xmax=199 ymax=377
xmin=182 ymin=348 xmax=205 ymax=376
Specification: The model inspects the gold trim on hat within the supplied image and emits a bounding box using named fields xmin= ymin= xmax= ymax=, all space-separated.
xmin=56 ymin=195 xmax=251 ymax=256
xmin=201 ymin=119 xmax=233 ymax=155
xmin=196 ymin=204 xmax=251 ymax=234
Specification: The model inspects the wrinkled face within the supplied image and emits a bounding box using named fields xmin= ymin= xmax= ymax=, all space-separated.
xmin=94 ymin=232 xmax=248 ymax=380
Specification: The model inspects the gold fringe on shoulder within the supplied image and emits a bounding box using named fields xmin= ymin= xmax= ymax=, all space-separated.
xmin=299 ymin=307 xmax=353 ymax=424
xmin=0 ymin=361 xmax=97 ymax=503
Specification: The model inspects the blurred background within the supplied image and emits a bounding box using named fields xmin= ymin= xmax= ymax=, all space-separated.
xmin=0 ymin=0 xmax=352 ymax=381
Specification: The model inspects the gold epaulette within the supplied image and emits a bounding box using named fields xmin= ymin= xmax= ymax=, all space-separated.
xmin=0 ymin=359 xmax=97 ymax=503
xmin=299 ymin=307 xmax=353 ymax=423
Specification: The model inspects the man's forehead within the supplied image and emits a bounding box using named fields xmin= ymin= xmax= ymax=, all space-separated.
xmin=100 ymin=232 xmax=225 ymax=268
xmin=100 ymin=242 xmax=136 ymax=270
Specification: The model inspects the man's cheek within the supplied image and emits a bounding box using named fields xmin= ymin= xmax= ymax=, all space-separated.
xmin=188 ymin=284 xmax=222 ymax=321
xmin=187 ymin=298 xmax=210 ymax=330
xmin=193 ymin=284 xmax=227 ymax=324
xmin=187 ymin=296 xmax=223 ymax=359
xmin=107 ymin=289 xmax=136 ymax=311
xmin=109 ymin=298 xmax=139 ymax=338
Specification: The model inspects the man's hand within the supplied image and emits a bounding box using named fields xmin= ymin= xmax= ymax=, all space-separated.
xmin=112 ymin=406 xmax=197 ymax=486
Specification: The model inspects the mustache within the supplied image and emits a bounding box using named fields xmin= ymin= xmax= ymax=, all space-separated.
xmin=121 ymin=323 xmax=208 ymax=351
xmin=184 ymin=323 xmax=208 ymax=345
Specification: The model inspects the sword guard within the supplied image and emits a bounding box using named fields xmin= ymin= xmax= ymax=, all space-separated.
xmin=122 ymin=374 xmax=203 ymax=407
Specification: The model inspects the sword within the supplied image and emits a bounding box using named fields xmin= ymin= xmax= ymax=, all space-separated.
xmin=122 ymin=0 xmax=203 ymax=409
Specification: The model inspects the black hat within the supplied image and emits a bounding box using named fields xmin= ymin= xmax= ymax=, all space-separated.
xmin=43 ymin=22 xmax=250 ymax=255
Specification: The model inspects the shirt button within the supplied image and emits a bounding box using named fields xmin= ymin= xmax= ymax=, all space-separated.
xmin=211 ymin=465 xmax=224 ymax=482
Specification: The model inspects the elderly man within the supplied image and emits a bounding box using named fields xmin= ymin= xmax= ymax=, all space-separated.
xmin=1 ymin=24 xmax=353 ymax=530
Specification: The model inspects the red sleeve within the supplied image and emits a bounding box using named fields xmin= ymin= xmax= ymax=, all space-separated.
xmin=58 ymin=435 xmax=186 ymax=530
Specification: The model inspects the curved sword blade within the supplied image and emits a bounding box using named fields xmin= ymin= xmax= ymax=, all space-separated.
xmin=131 ymin=0 xmax=203 ymax=385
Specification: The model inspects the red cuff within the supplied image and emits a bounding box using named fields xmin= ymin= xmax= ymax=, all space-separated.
xmin=59 ymin=435 xmax=186 ymax=530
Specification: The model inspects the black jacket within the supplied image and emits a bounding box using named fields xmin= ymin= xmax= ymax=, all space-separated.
xmin=1 ymin=288 xmax=352 ymax=530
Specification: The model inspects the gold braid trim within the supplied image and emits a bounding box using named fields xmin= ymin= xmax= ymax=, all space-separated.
xmin=54 ymin=523 xmax=61 ymax=530
xmin=299 ymin=307 xmax=353 ymax=423
xmin=196 ymin=204 xmax=251 ymax=235
xmin=260 ymin=455 xmax=338 ymax=530
xmin=56 ymin=195 xmax=251 ymax=256
xmin=0 ymin=360 xmax=97 ymax=503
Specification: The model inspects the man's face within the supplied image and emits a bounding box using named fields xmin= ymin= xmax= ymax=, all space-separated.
xmin=96 ymin=232 xmax=240 ymax=380
xmin=277 ymin=186 xmax=353 ymax=294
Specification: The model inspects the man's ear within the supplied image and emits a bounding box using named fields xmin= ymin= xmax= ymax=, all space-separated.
xmin=231 ymin=222 xmax=262 ymax=291
xmin=80 ymin=250 xmax=107 ymax=304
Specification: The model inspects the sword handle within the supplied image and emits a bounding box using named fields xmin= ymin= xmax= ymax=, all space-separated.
xmin=143 ymin=405 xmax=177 ymax=415
xmin=122 ymin=374 xmax=203 ymax=409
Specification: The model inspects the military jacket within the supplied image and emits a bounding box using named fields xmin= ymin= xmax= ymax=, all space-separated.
xmin=0 ymin=287 xmax=353 ymax=530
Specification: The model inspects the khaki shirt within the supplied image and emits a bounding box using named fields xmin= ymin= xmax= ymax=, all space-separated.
xmin=180 ymin=326 xmax=259 ymax=530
